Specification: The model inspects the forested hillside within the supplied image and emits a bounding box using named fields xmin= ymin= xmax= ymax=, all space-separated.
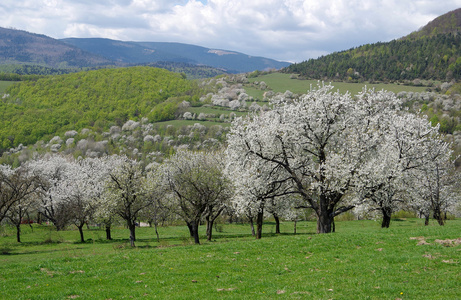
xmin=61 ymin=38 xmax=290 ymax=73
xmin=141 ymin=61 xmax=227 ymax=79
xmin=0 ymin=27 xmax=288 ymax=79
xmin=0 ymin=27 xmax=112 ymax=68
xmin=284 ymin=8 xmax=461 ymax=82
xmin=0 ymin=67 xmax=201 ymax=152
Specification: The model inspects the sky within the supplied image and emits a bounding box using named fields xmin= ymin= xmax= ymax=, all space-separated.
xmin=1 ymin=0 xmax=461 ymax=63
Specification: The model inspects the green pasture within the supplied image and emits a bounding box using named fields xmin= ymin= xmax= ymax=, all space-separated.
xmin=155 ymin=119 xmax=231 ymax=128
xmin=1 ymin=219 xmax=460 ymax=299
xmin=187 ymin=106 xmax=248 ymax=118
xmin=0 ymin=81 xmax=17 ymax=94
xmin=246 ymin=73 xmax=431 ymax=100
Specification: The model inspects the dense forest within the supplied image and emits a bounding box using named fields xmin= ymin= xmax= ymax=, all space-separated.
xmin=0 ymin=64 xmax=82 ymax=78
xmin=0 ymin=62 xmax=227 ymax=80
xmin=0 ymin=66 xmax=203 ymax=153
xmin=0 ymin=27 xmax=112 ymax=68
xmin=284 ymin=33 xmax=461 ymax=82
xmin=140 ymin=62 xmax=228 ymax=79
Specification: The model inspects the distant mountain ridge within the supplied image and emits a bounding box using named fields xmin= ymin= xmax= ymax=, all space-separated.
xmin=0 ymin=27 xmax=112 ymax=68
xmin=0 ymin=27 xmax=289 ymax=75
xmin=60 ymin=38 xmax=289 ymax=73
xmin=284 ymin=8 xmax=461 ymax=82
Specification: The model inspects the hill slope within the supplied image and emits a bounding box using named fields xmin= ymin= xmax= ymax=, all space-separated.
xmin=0 ymin=27 xmax=112 ymax=68
xmin=406 ymin=8 xmax=461 ymax=39
xmin=0 ymin=67 xmax=200 ymax=152
xmin=61 ymin=38 xmax=290 ymax=73
xmin=284 ymin=8 xmax=461 ymax=82
xmin=0 ymin=27 xmax=289 ymax=75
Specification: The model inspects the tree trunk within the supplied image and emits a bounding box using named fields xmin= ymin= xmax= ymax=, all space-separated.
xmin=187 ymin=223 xmax=194 ymax=237
xmin=189 ymin=220 xmax=200 ymax=244
xmin=16 ymin=224 xmax=21 ymax=243
xmin=433 ymin=208 xmax=445 ymax=226
xmin=105 ymin=225 xmax=112 ymax=240
xmin=273 ymin=213 xmax=280 ymax=234
xmin=381 ymin=208 xmax=391 ymax=228
xmin=206 ymin=216 xmax=213 ymax=241
xmin=316 ymin=209 xmax=333 ymax=233
xmin=424 ymin=215 xmax=430 ymax=226
xmin=293 ymin=220 xmax=297 ymax=235
xmin=154 ymin=223 xmax=160 ymax=242
xmin=256 ymin=211 xmax=264 ymax=239
xmin=128 ymin=221 xmax=136 ymax=247
xmin=78 ymin=224 xmax=85 ymax=243
xmin=249 ymin=216 xmax=255 ymax=236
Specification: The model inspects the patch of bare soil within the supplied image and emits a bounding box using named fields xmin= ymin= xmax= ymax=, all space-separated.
xmin=434 ymin=238 xmax=461 ymax=247
xmin=410 ymin=237 xmax=461 ymax=246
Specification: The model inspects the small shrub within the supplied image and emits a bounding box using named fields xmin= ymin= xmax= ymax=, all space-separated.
xmin=112 ymin=243 xmax=127 ymax=251
xmin=0 ymin=226 xmax=11 ymax=237
xmin=42 ymin=237 xmax=54 ymax=244
xmin=335 ymin=211 xmax=356 ymax=221
xmin=214 ymin=223 xmax=224 ymax=233
xmin=180 ymin=236 xmax=194 ymax=245
xmin=0 ymin=246 xmax=12 ymax=255
xmin=157 ymin=240 xmax=170 ymax=248
xmin=445 ymin=213 xmax=456 ymax=220
xmin=393 ymin=210 xmax=417 ymax=219
xmin=42 ymin=232 xmax=64 ymax=244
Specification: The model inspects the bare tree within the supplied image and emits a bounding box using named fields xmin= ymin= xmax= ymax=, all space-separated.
xmin=103 ymin=155 xmax=152 ymax=247
xmin=159 ymin=150 xmax=232 ymax=244
xmin=1 ymin=163 xmax=40 ymax=242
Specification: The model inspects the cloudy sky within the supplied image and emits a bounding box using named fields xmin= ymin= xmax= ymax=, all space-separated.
xmin=1 ymin=0 xmax=460 ymax=62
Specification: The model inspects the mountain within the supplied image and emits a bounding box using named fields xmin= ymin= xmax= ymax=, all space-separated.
xmin=405 ymin=8 xmax=461 ymax=39
xmin=60 ymin=38 xmax=290 ymax=73
xmin=0 ymin=27 xmax=289 ymax=75
xmin=284 ymin=8 xmax=461 ymax=82
xmin=0 ymin=27 xmax=112 ymax=68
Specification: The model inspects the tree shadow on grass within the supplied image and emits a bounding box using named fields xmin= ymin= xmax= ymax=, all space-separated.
xmin=0 ymin=247 xmax=85 ymax=256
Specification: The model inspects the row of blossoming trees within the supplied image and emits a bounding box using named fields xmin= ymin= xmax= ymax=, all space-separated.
xmin=0 ymin=151 xmax=232 ymax=246
xmin=1 ymin=85 xmax=459 ymax=244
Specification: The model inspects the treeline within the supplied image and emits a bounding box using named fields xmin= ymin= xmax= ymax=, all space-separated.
xmin=0 ymin=62 xmax=228 ymax=80
xmin=0 ymin=66 xmax=203 ymax=152
xmin=141 ymin=61 xmax=229 ymax=79
xmin=0 ymin=64 xmax=81 ymax=79
xmin=285 ymin=33 xmax=461 ymax=82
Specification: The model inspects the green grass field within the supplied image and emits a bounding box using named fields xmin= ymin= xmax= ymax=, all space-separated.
xmin=246 ymin=73 xmax=431 ymax=100
xmin=156 ymin=119 xmax=231 ymax=128
xmin=0 ymin=81 xmax=17 ymax=94
xmin=1 ymin=219 xmax=460 ymax=299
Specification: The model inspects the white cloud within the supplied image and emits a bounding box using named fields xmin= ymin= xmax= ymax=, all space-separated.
xmin=0 ymin=0 xmax=460 ymax=62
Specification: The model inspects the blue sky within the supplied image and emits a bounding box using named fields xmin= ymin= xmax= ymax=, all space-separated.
xmin=1 ymin=0 xmax=461 ymax=62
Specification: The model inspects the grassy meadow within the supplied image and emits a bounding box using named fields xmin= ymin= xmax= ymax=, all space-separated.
xmin=246 ymin=73 xmax=430 ymax=100
xmin=1 ymin=219 xmax=460 ymax=299
xmin=0 ymin=81 xmax=16 ymax=94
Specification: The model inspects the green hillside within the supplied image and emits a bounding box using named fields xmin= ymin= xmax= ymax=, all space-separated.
xmin=285 ymin=34 xmax=461 ymax=82
xmin=0 ymin=27 xmax=112 ymax=68
xmin=284 ymin=8 xmax=461 ymax=82
xmin=406 ymin=8 xmax=461 ymax=39
xmin=0 ymin=66 xmax=200 ymax=152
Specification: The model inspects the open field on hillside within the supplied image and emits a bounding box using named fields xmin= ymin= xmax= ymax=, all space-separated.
xmin=246 ymin=73 xmax=431 ymax=100
xmin=0 ymin=81 xmax=16 ymax=94
xmin=157 ymin=119 xmax=231 ymax=128
xmin=1 ymin=219 xmax=460 ymax=299
xmin=187 ymin=106 xmax=248 ymax=118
